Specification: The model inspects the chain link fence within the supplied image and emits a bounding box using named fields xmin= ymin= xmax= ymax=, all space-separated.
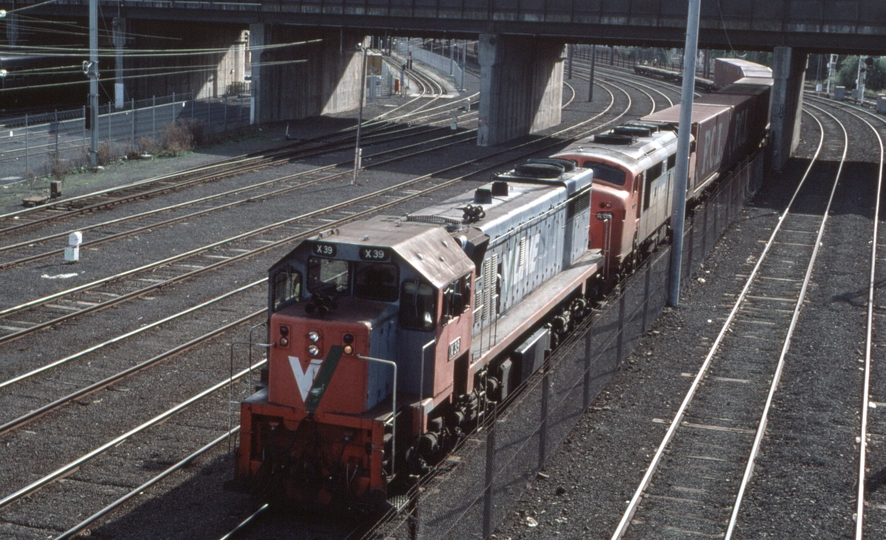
xmin=0 ymin=92 xmax=252 ymax=183
xmin=368 ymin=151 xmax=765 ymax=539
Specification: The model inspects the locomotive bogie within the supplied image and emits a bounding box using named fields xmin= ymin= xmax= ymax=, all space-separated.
xmin=237 ymin=390 xmax=389 ymax=507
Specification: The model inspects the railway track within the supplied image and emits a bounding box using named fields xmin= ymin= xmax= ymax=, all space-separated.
xmin=0 ymin=109 xmax=476 ymax=236
xmin=841 ymin=97 xmax=886 ymax=540
xmin=0 ymin=70 xmax=659 ymax=538
xmin=611 ymin=103 xmax=843 ymax=538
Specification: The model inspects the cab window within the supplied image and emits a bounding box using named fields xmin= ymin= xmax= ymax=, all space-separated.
xmin=307 ymin=257 xmax=349 ymax=296
xmin=400 ymin=279 xmax=437 ymax=331
xmin=272 ymin=268 xmax=302 ymax=311
xmin=582 ymin=161 xmax=626 ymax=186
xmin=354 ymin=263 xmax=399 ymax=302
xmin=442 ymin=274 xmax=471 ymax=323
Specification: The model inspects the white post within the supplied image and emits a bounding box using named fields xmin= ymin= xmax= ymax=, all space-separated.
xmin=353 ymin=45 xmax=368 ymax=185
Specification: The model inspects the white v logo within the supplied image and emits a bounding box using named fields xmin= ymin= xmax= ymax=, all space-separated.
xmin=289 ymin=356 xmax=323 ymax=402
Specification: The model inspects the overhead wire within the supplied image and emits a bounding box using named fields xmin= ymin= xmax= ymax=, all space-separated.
xmin=3 ymin=39 xmax=322 ymax=59
xmin=0 ymin=58 xmax=308 ymax=93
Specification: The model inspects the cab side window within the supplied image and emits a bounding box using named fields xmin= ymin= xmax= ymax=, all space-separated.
xmin=272 ymin=269 xmax=302 ymax=311
xmin=400 ymin=279 xmax=437 ymax=331
xmin=442 ymin=274 xmax=471 ymax=323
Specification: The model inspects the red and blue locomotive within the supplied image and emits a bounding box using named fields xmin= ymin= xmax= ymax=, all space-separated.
xmin=235 ymin=161 xmax=600 ymax=509
xmin=233 ymin=58 xmax=772 ymax=511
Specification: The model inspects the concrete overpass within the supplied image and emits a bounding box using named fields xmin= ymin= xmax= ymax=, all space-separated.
xmin=3 ymin=0 xmax=883 ymax=166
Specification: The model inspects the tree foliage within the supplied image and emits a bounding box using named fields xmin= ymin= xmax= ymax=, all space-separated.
xmin=837 ymin=56 xmax=886 ymax=93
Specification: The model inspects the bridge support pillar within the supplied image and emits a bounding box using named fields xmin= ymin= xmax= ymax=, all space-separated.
xmin=769 ymin=47 xmax=807 ymax=171
xmin=477 ymin=34 xmax=564 ymax=147
xmin=249 ymin=25 xmax=365 ymax=125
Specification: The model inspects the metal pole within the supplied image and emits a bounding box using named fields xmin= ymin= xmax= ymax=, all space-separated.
xmin=667 ymin=0 xmax=701 ymax=307
xmin=113 ymin=17 xmax=124 ymax=110
xmin=152 ymin=96 xmax=156 ymax=139
xmin=353 ymin=46 xmax=368 ymax=185
xmin=25 ymin=114 xmax=29 ymax=177
xmin=583 ymin=327 xmax=593 ymax=410
xmin=567 ymin=44 xmax=573 ymax=79
xmin=588 ymin=44 xmax=596 ymax=102
xmin=461 ymin=39 xmax=467 ymax=91
xmin=88 ymin=0 xmax=99 ymax=167
xmin=482 ymin=408 xmax=497 ymax=539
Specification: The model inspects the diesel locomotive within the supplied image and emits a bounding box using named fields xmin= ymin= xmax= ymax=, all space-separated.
xmin=232 ymin=59 xmax=773 ymax=512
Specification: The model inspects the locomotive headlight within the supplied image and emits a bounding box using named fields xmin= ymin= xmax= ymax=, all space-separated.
xmin=279 ymin=337 xmax=289 ymax=347
xmin=343 ymin=345 xmax=354 ymax=355
xmin=308 ymin=344 xmax=321 ymax=357
xmin=308 ymin=331 xmax=321 ymax=343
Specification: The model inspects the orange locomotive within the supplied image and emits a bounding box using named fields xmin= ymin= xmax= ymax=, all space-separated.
xmin=556 ymin=58 xmax=772 ymax=279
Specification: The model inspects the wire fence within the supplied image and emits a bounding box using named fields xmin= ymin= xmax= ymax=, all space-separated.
xmin=368 ymin=150 xmax=765 ymax=539
xmin=0 ymin=92 xmax=253 ymax=183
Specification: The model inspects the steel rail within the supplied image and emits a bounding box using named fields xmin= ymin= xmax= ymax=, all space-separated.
xmin=0 ymin=361 xmax=266 ymax=512
xmin=0 ymin=308 xmax=264 ymax=436
xmin=813 ymin=96 xmax=886 ymax=539
xmin=0 ymin=126 xmax=477 ymax=267
xmin=55 ymin=427 xmax=241 ymax=540
xmin=0 ymin=60 xmax=467 ymax=231
xmin=0 ymin=131 xmax=481 ymax=331
xmin=0 ymin=119 xmax=440 ymax=235
xmin=0 ymin=80 xmax=624 ymax=431
xmin=575 ymin=61 xmax=683 ymax=106
xmin=0 ymin=77 xmax=625 ymax=345
xmin=724 ymin=102 xmax=849 ymax=538
xmin=0 ymin=279 xmax=264 ymax=391
xmin=611 ymin=108 xmax=828 ymax=539
xmin=216 ymin=502 xmax=270 ymax=540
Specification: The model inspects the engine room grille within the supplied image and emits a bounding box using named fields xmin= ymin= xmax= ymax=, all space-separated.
xmin=483 ymin=254 xmax=497 ymax=321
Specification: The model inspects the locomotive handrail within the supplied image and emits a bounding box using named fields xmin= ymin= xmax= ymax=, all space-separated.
xmin=356 ymin=355 xmax=398 ymax=475
xmin=419 ymin=338 xmax=436 ymax=404
xmin=228 ymin=335 xmax=271 ymax=450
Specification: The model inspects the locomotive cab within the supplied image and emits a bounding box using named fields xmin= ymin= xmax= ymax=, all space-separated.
xmin=554 ymin=126 xmax=678 ymax=278
xmin=236 ymin=218 xmax=475 ymax=509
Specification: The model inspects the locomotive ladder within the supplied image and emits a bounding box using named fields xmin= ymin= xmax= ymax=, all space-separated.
xmin=612 ymin=108 xmax=844 ymax=539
